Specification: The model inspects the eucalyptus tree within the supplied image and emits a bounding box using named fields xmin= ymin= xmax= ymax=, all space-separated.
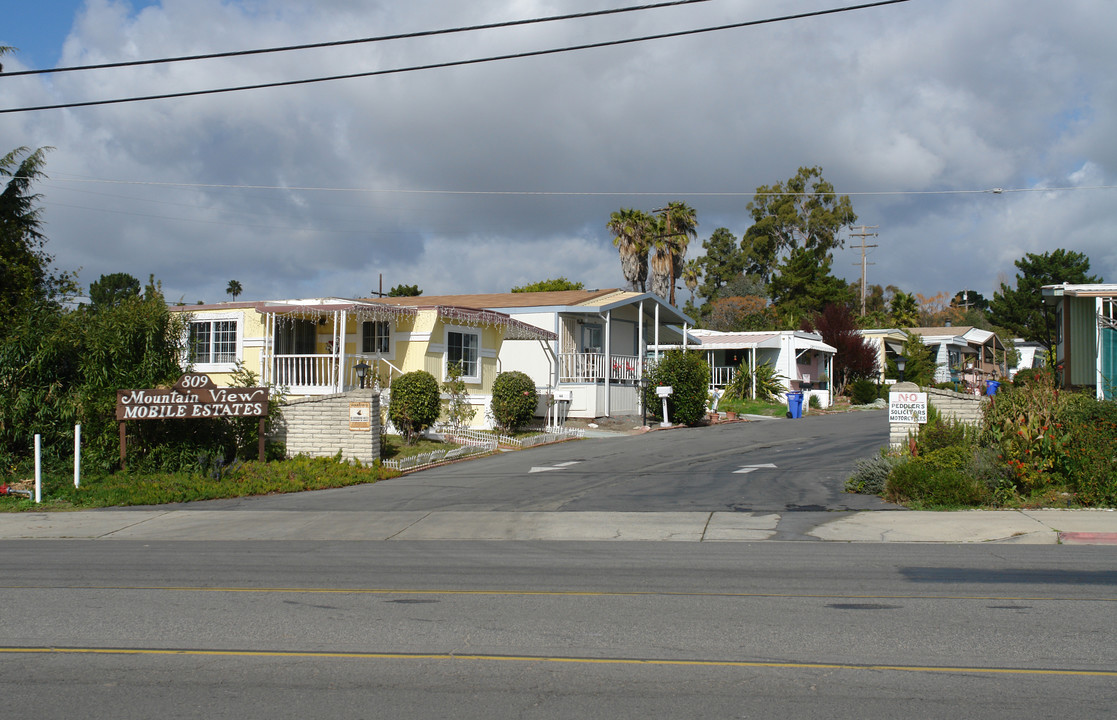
xmin=742 ymin=166 xmax=856 ymax=284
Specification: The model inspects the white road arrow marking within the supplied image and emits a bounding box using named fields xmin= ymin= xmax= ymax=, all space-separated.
xmin=733 ymin=463 xmax=777 ymax=474
xmin=530 ymin=461 xmax=582 ymax=474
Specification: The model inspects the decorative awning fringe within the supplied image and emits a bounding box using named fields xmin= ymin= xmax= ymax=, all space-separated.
xmin=435 ymin=306 xmax=556 ymax=341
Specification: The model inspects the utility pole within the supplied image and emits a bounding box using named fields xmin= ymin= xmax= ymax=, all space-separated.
xmin=850 ymin=225 xmax=879 ymax=316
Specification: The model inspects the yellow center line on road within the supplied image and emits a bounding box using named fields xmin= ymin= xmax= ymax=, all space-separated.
xmin=2 ymin=646 xmax=1114 ymax=677
xmin=2 ymin=585 xmax=1116 ymax=602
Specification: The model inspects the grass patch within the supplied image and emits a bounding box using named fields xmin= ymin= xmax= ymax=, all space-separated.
xmin=718 ymin=397 xmax=788 ymax=417
xmin=0 ymin=455 xmax=396 ymax=511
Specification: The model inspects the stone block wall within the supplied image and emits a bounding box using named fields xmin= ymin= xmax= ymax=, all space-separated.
xmin=888 ymin=384 xmax=988 ymax=449
xmin=270 ymin=390 xmax=381 ymax=464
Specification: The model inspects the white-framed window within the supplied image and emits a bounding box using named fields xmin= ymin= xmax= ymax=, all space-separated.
xmin=362 ymin=320 xmax=391 ymax=354
xmin=189 ymin=317 xmax=240 ymax=368
xmin=446 ymin=326 xmax=481 ymax=382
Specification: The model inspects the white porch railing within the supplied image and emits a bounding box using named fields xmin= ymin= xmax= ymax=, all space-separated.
xmin=710 ymin=365 xmax=736 ymax=388
xmin=271 ymin=353 xmax=384 ymax=393
xmin=559 ymin=353 xmax=641 ymax=383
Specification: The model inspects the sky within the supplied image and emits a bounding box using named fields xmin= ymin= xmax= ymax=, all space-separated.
xmin=2 ymin=0 xmax=1115 ymax=307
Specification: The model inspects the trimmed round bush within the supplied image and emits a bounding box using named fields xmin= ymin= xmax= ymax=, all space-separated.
xmin=387 ymin=370 xmax=440 ymax=443
xmin=490 ymin=371 xmax=538 ymax=433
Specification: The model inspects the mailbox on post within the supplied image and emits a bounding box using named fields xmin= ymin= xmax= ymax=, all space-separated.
xmin=655 ymin=385 xmax=674 ymax=427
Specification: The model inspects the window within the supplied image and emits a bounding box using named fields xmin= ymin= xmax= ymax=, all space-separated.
xmin=190 ymin=320 xmax=238 ymax=365
xmin=362 ymin=321 xmax=391 ymax=354
xmin=447 ymin=329 xmax=479 ymax=380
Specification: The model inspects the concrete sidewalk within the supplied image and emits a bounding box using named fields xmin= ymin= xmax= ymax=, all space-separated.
xmin=1 ymin=508 xmax=1115 ymax=543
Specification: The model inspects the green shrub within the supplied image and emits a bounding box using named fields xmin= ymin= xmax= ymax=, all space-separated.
xmin=1061 ymin=396 xmax=1117 ymax=506
xmin=490 ymin=371 xmax=538 ymax=433
xmin=982 ymin=371 xmax=1073 ymax=491
xmin=885 ymin=456 xmax=989 ymax=507
xmin=644 ymin=350 xmax=711 ymax=426
xmin=387 ymin=370 xmax=440 ymax=444
xmin=845 ymin=453 xmax=901 ymax=495
xmin=917 ymin=409 xmax=975 ymax=454
xmin=808 ymin=394 xmax=822 ymax=410
xmin=1012 ymin=367 xmax=1052 ymax=388
xmin=850 ymin=379 xmax=879 ymax=405
xmin=441 ymin=361 xmax=476 ymax=430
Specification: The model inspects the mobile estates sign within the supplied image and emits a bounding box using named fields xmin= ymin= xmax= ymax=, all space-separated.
xmin=116 ymin=373 xmax=269 ymax=420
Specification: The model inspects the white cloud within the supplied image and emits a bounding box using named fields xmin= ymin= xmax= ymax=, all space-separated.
xmin=3 ymin=0 xmax=1115 ymax=308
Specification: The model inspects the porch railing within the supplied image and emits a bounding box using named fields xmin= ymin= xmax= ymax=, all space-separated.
xmin=272 ymin=354 xmax=336 ymax=390
xmin=710 ymin=365 xmax=736 ymax=387
xmin=271 ymin=353 xmax=384 ymax=392
xmin=559 ymin=353 xmax=641 ymax=383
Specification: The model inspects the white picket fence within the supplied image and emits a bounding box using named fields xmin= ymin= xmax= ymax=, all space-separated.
xmin=441 ymin=426 xmax=585 ymax=448
xmin=381 ymin=443 xmax=493 ymax=472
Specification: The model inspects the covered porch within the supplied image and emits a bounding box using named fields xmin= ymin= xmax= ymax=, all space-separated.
xmin=258 ymin=299 xmax=415 ymax=396
xmin=652 ymin=329 xmax=836 ymax=408
xmin=550 ymin=296 xmax=694 ymax=417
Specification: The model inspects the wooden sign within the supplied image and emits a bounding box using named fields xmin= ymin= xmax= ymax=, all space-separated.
xmin=116 ymin=373 xmax=269 ymax=420
xmin=116 ymin=374 xmax=271 ymax=466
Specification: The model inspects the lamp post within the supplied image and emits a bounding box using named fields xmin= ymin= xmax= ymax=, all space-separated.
xmin=896 ymin=356 xmax=907 ymax=384
xmin=354 ymin=361 xmax=370 ymax=390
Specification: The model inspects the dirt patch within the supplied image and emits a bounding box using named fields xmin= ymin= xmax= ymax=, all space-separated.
xmin=560 ymin=416 xmax=651 ymax=435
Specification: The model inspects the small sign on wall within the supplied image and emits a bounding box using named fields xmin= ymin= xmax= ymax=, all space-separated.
xmin=888 ymin=392 xmax=928 ymax=424
xmin=349 ymin=402 xmax=372 ymax=431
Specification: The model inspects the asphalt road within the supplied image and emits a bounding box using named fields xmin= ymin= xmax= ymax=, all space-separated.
xmin=166 ymin=411 xmax=901 ymax=513
xmin=2 ymin=541 xmax=1115 ymax=719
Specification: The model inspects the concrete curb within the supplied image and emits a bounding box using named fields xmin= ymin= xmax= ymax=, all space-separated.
xmin=1 ymin=509 xmax=1115 ymax=543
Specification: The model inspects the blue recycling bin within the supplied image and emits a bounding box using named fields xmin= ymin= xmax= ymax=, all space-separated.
xmin=787 ymin=391 xmax=804 ymax=419
xmin=985 ymin=380 xmax=1000 ymax=396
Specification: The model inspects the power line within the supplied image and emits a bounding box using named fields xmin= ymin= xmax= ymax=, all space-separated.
xmin=1 ymin=0 xmax=912 ymax=114
xmin=1 ymin=0 xmax=716 ymax=78
xmin=33 ymin=176 xmax=1117 ymax=197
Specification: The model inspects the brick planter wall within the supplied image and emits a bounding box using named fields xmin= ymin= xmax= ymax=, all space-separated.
xmin=889 ymin=384 xmax=988 ymax=449
xmin=270 ymin=390 xmax=381 ymax=464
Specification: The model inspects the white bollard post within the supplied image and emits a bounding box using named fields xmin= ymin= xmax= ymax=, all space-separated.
xmin=74 ymin=424 xmax=82 ymax=488
xmin=34 ymin=434 xmax=42 ymax=504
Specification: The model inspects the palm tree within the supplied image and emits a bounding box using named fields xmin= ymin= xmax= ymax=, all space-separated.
xmin=650 ymin=202 xmax=697 ymax=306
xmin=226 ymin=279 xmax=243 ymax=300
xmin=607 ymin=208 xmax=651 ymax=292
xmin=682 ymin=259 xmax=702 ymax=303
